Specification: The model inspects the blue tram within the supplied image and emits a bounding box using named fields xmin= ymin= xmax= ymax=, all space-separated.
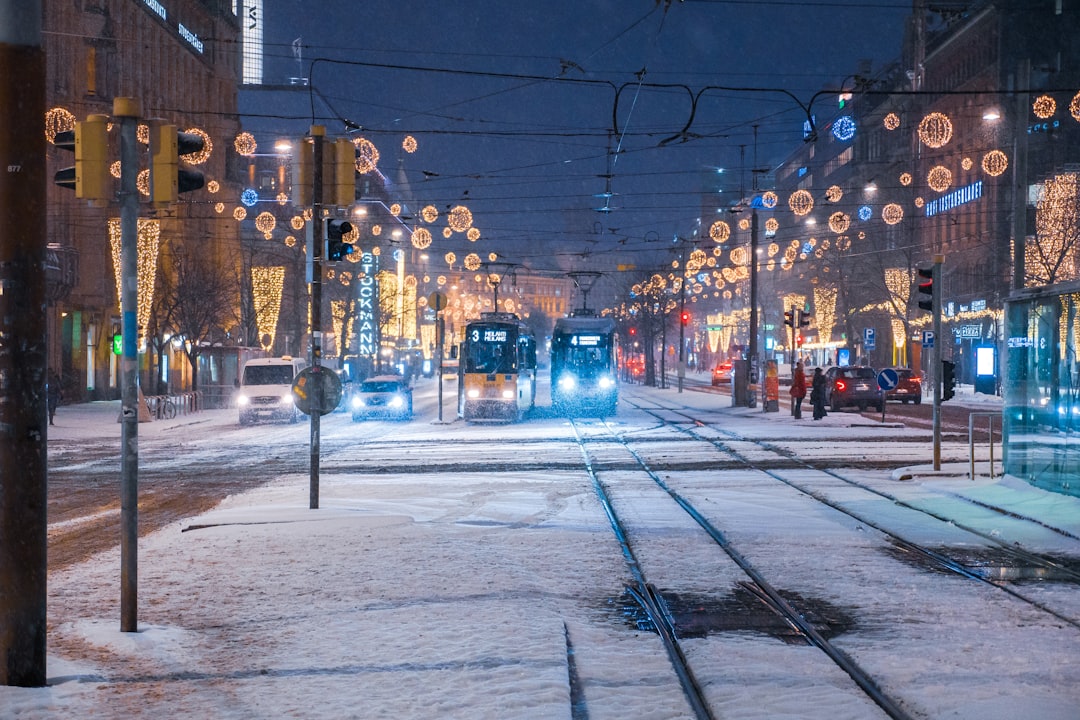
xmin=550 ymin=313 xmax=618 ymax=416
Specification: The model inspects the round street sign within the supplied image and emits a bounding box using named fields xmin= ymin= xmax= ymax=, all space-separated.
xmin=292 ymin=365 xmax=342 ymax=416
xmin=877 ymin=367 xmax=899 ymax=391
xmin=428 ymin=291 xmax=447 ymax=312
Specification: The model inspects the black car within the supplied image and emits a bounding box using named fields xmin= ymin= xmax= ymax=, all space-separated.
xmin=824 ymin=366 xmax=883 ymax=411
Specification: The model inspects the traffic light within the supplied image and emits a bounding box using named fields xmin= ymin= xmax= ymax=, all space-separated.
xmin=784 ymin=308 xmax=795 ymax=327
xmin=53 ymin=114 xmax=111 ymax=205
xmin=628 ymin=327 xmax=637 ymax=336
xmin=292 ymin=136 xmax=313 ymax=207
xmin=680 ymin=310 xmax=690 ymax=327
xmin=796 ymin=334 xmax=804 ymax=347
xmin=150 ymin=123 xmax=205 ymax=205
xmin=799 ymin=309 xmax=811 ymax=328
xmin=917 ymin=266 xmax=934 ymax=312
xmin=326 ymin=219 xmax=355 ymax=262
xmin=941 ymin=359 xmax=956 ymax=401
xmin=331 ymin=138 xmax=356 ymax=208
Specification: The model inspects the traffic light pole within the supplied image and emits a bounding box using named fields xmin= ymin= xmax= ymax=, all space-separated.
xmin=932 ymin=254 xmax=944 ymax=470
xmin=309 ymin=126 xmax=325 ymax=510
xmin=116 ymin=97 xmax=142 ymax=632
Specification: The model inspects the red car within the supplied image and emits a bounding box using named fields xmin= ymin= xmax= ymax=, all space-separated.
xmin=711 ymin=360 xmax=733 ymax=386
xmin=885 ymin=367 xmax=922 ymax=404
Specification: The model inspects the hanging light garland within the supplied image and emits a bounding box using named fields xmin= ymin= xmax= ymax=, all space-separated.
xmin=352 ymin=137 xmax=379 ymax=174
xmin=709 ymin=219 xmax=731 ymax=242
xmin=814 ymin=285 xmax=837 ymax=343
xmin=251 ymin=266 xmax=285 ymax=350
xmin=1071 ymin=91 xmax=1080 ymax=122
xmin=107 ymin=218 xmax=160 ymax=344
xmin=982 ymin=149 xmax=1009 ymax=177
xmin=181 ymin=128 xmax=212 ymax=164
xmin=927 ymin=165 xmax=953 ymax=193
xmin=44 ymin=107 xmax=75 ymax=143
xmin=917 ymin=112 xmax=953 ymax=148
xmin=1033 ymin=94 xmax=1057 ymax=120
xmin=789 ymin=189 xmax=814 ymax=216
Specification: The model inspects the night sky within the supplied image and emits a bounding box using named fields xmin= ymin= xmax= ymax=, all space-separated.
xmin=243 ymin=0 xmax=912 ymax=275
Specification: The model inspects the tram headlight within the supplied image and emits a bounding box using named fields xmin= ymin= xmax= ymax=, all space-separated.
xmin=598 ymin=375 xmax=615 ymax=389
xmin=237 ymin=394 xmax=250 ymax=406
xmin=502 ymin=389 xmax=515 ymax=399
xmin=467 ymin=389 xmax=480 ymax=399
xmin=558 ymin=375 xmax=577 ymax=390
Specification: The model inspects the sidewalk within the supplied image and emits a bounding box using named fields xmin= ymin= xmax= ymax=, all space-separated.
xmin=47 ymin=400 xmax=235 ymax=443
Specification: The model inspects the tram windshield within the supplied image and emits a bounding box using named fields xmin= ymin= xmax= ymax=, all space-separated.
xmin=464 ymin=324 xmax=519 ymax=374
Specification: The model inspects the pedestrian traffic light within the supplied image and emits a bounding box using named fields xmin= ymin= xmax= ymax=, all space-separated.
xmin=326 ymin=219 xmax=355 ymax=261
xmin=796 ymin=334 xmax=804 ymax=347
xmin=917 ymin=266 xmax=934 ymax=312
xmin=784 ymin=308 xmax=795 ymax=327
xmin=799 ymin=309 xmax=811 ymax=328
xmin=150 ymin=123 xmax=205 ymax=205
xmin=942 ymin=359 xmax=956 ymax=401
xmin=680 ymin=310 xmax=690 ymax=327
xmin=53 ymin=114 xmax=111 ymax=206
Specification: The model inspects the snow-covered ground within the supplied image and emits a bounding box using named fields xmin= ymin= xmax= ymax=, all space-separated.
xmin=4 ymin=383 xmax=1079 ymax=719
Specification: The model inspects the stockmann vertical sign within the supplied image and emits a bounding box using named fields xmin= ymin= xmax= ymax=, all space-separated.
xmin=357 ymin=252 xmax=379 ymax=356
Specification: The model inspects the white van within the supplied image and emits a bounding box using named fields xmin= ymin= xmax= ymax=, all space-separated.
xmin=236 ymin=356 xmax=307 ymax=425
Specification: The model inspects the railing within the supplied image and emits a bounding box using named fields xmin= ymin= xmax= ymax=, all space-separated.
xmin=968 ymin=411 xmax=1001 ymax=480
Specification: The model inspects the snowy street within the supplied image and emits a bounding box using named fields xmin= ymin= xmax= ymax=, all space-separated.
xmin=6 ymin=379 xmax=1080 ymax=719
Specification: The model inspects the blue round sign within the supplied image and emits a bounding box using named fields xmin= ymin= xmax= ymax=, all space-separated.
xmin=877 ymin=368 xmax=899 ymax=391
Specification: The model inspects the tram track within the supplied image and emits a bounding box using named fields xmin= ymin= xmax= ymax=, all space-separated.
xmin=625 ymin=397 xmax=1080 ymax=630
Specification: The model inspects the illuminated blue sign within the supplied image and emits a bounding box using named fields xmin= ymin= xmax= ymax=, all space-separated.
xmin=925 ymin=181 xmax=983 ymax=217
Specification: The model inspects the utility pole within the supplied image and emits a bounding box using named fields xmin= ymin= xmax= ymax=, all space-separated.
xmin=0 ymin=0 xmax=48 ymax=686
xmin=309 ymin=126 xmax=325 ymax=510
xmin=931 ymin=255 xmax=944 ymax=470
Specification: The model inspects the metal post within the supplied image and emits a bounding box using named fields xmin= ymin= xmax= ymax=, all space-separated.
xmin=748 ymin=208 xmax=759 ymax=407
xmin=677 ymin=242 xmax=686 ymax=394
xmin=116 ymin=97 xmax=141 ymax=632
xmin=309 ymin=126 xmax=325 ymax=510
xmin=0 ymin=0 xmax=48 ymax=684
xmin=932 ymin=254 xmax=944 ymax=471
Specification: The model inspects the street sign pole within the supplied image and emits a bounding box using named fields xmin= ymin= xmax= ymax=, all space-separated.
xmin=309 ymin=126 xmax=325 ymax=509
xmin=932 ymin=255 xmax=944 ymax=470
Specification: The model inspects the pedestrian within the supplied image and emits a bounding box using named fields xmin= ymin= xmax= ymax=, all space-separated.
xmin=810 ymin=367 xmax=827 ymax=420
xmin=790 ymin=361 xmax=807 ymax=419
xmin=47 ymin=370 xmax=62 ymax=425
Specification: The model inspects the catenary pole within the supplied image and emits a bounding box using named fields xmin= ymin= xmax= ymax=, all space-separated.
xmin=310 ymin=126 xmax=325 ymax=510
xmin=0 ymin=0 xmax=48 ymax=686
xmin=932 ymin=255 xmax=944 ymax=470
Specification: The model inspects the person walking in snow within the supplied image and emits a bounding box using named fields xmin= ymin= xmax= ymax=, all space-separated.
xmin=789 ymin=361 xmax=806 ymax=419
xmin=810 ymin=367 xmax=828 ymax=420
xmin=47 ymin=370 xmax=62 ymax=425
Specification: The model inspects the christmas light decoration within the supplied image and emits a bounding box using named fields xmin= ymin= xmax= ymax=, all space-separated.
xmin=233 ymin=207 xmax=247 ymax=221
xmin=883 ymin=112 xmax=900 ymax=131
xmin=290 ymin=215 xmax=305 ymax=230
xmin=110 ymin=161 xmax=121 ymax=179
xmin=251 ymin=266 xmax=285 ymax=350
xmin=443 ymin=227 xmax=453 ymax=238
xmin=962 ymin=157 xmax=973 ymax=171
xmin=765 ymin=217 xmax=779 ymax=233
xmin=215 ymin=202 xmax=224 ymax=214
xmin=927 ymin=165 xmax=952 ymax=193
xmin=982 ymin=150 xmax=1008 ymax=177
xmin=422 ymin=205 xmax=438 ymax=223
xmin=858 ymin=205 xmax=872 ymax=221
xmin=467 ymin=228 xmax=481 ymax=242
xmin=285 ymin=236 xmax=296 ymax=248
xmin=44 ymin=106 xmax=75 ymax=143
xmin=828 ymin=212 xmax=850 ymax=234
xmin=884 ymin=268 xmax=912 ymax=308
xmin=352 ymin=137 xmax=379 ymax=174
xmin=255 ymin=212 xmax=276 ymax=235
xmin=813 ymin=285 xmax=837 ymax=343
xmin=1071 ymin=91 xmax=1080 ymax=122
xmin=234 ymin=132 xmax=257 ymax=156
xmin=402 ymin=135 xmax=418 ymax=153
xmin=761 ymin=191 xmax=778 ymax=208
xmin=445 ymin=252 xmax=456 ymax=266
xmin=276 ymin=192 xmax=288 ymax=205
xmin=464 ymin=253 xmax=481 ymax=271
xmin=832 ymin=115 xmax=856 ymax=142
xmin=917 ymin=112 xmax=953 ymax=148
xmin=709 ymin=219 xmax=731 ymax=242
xmin=437 ymin=275 xmax=447 ymax=286
xmin=108 ymin=218 xmax=160 ymax=343
xmin=137 ymin=169 xmax=150 ymax=197
xmin=181 ymin=128 xmax=212 ymax=163
xmin=488 ymin=253 xmax=499 ymax=262
xmin=882 ymin=203 xmax=904 ymax=225
xmin=789 ymin=189 xmax=814 ymax=216
xmin=390 ymin=203 xmax=401 ymax=216
xmin=371 ymin=224 xmax=381 ymax=236
xmin=768 ymin=242 xmax=779 ymax=257
xmin=914 ymin=197 xmax=925 ymax=208
xmin=411 ymin=227 xmax=432 ymax=249
xmin=1030 ymin=172 xmax=1080 ymax=286
xmin=826 ymin=185 xmax=843 ymax=203
xmin=1033 ymin=94 xmax=1057 ymax=120
xmin=738 ymin=218 xmax=750 ymax=231
xmin=900 ymin=172 xmax=912 ymax=186
xmin=448 ymin=205 xmax=473 ymax=232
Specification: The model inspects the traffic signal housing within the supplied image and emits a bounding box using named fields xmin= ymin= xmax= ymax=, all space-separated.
xmin=53 ymin=114 xmax=111 ymax=206
xmin=917 ymin=266 xmax=934 ymax=312
xmin=799 ymin=309 xmax=811 ymax=328
xmin=150 ymin=123 xmax=205 ymax=205
xmin=784 ymin=308 xmax=794 ymax=327
xmin=326 ymin=219 xmax=355 ymax=262
xmin=680 ymin=310 xmax=690 ymax=327
xmin=942 ymin=359 xmax=956 ymax=401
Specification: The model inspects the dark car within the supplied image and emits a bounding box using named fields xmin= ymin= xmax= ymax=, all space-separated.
xmin=711 ymin=360 xmax=733 ymax=386
xmin=824 ymin=366 xmax=883 ymax=411
xmin=885 ymin=367 xmax=922 ymax=404
xmin=350 ymin=375 xmax=413 ymax=421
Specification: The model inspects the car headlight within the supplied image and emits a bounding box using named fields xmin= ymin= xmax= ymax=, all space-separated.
xmin=598 ymin=376 xmax=614 ymax=389
xmin=558 ymin=376 xmax=576 ymax=390
xmin=237 ymin=395 xmax=249 ymax=406
xmin=351 ymin=396 xmax=364 ymax=409
xmin=389 ymin=396 xmax=404 ymax=409
xmin=282 ymin=392 xmax=295 ymax=404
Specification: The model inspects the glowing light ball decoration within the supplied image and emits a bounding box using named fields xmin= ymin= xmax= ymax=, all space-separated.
xmin=729 ymin=246 xmax=748 ymax=266
xmin=915 ymin=197 xmax=925 ymax=208
xmin=241 ymin=188 xmax=259 ymax=207
xmin=828 ymin=212 xmax=850 ymax=234
xmin=442 ymin=227 xmax=453 ymax=239
xmin=437 ymin=275 xmax=447 ymax=286
xmin=234 ymin=132 xmax=257 ymax=156
xmin=882 ymin=203 xmax=904 ymax=225
xmin=181 ymin=128 xmax=212 ymax=163
xmin=761 ymin=191 xmax=778 ymax=209
xmin=344 ymin=224 xmax=359 ymax=244
xmin=464 ymin=253 xmax=481 ymax=271
xmin=445 ymin=252 xmax=456 ymax=266
xmin=983 ymin=150 xmax=1008 ymax=177
xmin=488 ymin=252 xmax=498 ymax=262
xmin=789 ymin=189 xmax=814 ymax=216
xmin=233 ymin=207 xmax=247 ymax=221
xmin=110 ymin=161 xmax=121 ymax=179
xmin=467 ymin=228 xmax=481 ymax=242
xmin=289 ymin=216 xmax=304 ymax=231
xmin=709 ymin=219 xmax=731 ymax=243
xmin=411 ymin=228 xmax=432 ymax=249
xmin=276 ymin=192 xmax=288 ymax=205
xmin=831 ymin=115 xmax=856 ymax=142
xmin=825 ymin=185 xmax=843 ymax=203
xmin=1033 ymin=94 xmax=1057 ymax=120
xmin=255 ymin=212 xmax=276 ymax=236
xmin=768 ymin=242 xmax=779 ymax=257
xmin=422 ymin=205 xmax=438 ymax=223
xmin=371 ymin=224 xmax=381 ymax=236
xmin=765 ymin=217 xmax=779 ymax=234
xmin=448 ymin=205 xmax=473 ymax=232
xmin=858 ymin=205 xmax=872 ymax=221
xmin=1071 ymin=91 xmax=1080 ymax=122
xmin=927 ymin=165 xmax=953 ymax=193
xmin=917 ymin=112 xmax=953 ymax=149
xmin=402 ymin=135 xmax=418 ymax=153
xmin=883 ymin=112 xmax=900 ymax=130
xmin=207 ymin=180 xmax=219 ymax=193
xmin=215 ymin=202 xmax=225 ymax=214
xmin=45 ymin=107 xmax=75 ymax=142
xmin=137 ymin=124 xmax=150 ymax=145
xmin=962 ymin=157 xmax=973 ymax=171
xmin=285 ymin=236 xmax=296 ymax=248
xmin=738 ymin=218 xmax=750 ymax=231
xmin=352 ymin=137 xmax=379 ymax=174
xmin=389 ymin=203 xmax=401 ymax=216
xmin=899 ymin=172 xmax=912 ymax=186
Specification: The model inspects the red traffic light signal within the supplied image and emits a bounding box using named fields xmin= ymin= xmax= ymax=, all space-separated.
xmin=680 ymin=310 xmax=690 ymax=326
xmin=628 ymin=327 xmax=637 ymax=336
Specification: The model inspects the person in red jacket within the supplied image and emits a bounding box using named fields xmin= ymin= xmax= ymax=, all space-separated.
xmin=789 ymin=361 xmax=807 ymax=419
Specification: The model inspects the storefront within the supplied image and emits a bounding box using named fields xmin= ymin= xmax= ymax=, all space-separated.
xmin=1004 ymin=281 xmax=1080 ymax=497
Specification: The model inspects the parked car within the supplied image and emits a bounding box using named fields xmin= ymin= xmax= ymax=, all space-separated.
xmin=350 ymin=375 xmax=413 ymax=421
xmin=711 ymin=360 xmax=733 ymax=386
xmin=885 ymin=367 xmax=922 ymax=404
xmin=824 ymin=366 xmax=883 ymax=411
